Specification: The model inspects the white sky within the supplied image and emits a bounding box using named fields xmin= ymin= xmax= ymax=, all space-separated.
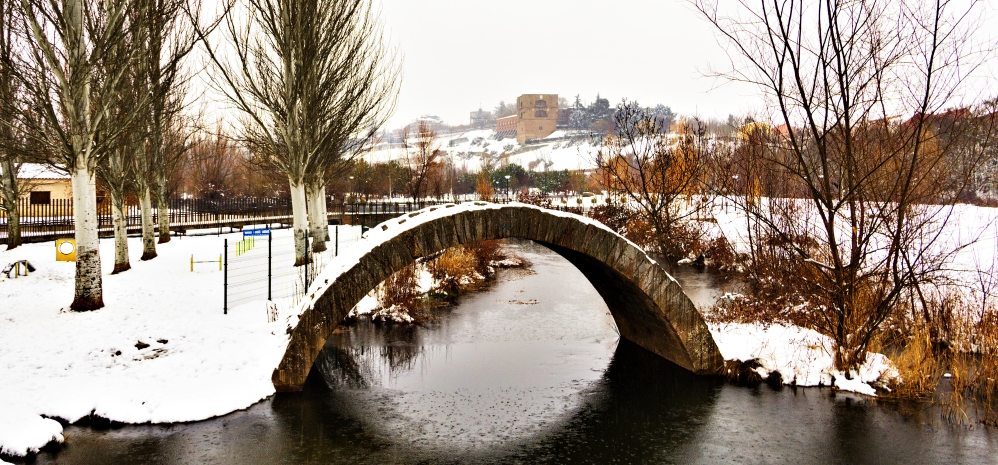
xmin=193 ymin=1 xmax=998 ymax=130
xmin=376 ymin=0 xmax=998 ymax=128
xmin=376 ymin=0 xmax=760 ymax=127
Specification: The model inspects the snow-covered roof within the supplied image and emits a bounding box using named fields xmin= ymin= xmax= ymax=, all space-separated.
xmin=18 ymin=163 xmax=69 ymax=180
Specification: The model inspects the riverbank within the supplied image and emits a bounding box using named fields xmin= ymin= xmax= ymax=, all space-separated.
xmin=345 ymin=242 xmax=528 ymax=326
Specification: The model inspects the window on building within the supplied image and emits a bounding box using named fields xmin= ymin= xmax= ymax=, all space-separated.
xmin=534 ymin=110 xmax=548 ymax=118
xmin=535 ymin=100 xmax=548 ymax=109
xmin=30 ymin=191 xmax=51 ymax=205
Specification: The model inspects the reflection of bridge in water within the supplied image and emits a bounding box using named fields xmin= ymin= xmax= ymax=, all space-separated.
xmin=273 ymin=202 xmax=723 ymax=391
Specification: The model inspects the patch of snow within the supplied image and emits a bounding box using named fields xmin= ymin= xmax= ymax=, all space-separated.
xmin=709 ymin=322 xmax=898 ymax=396
xmin=370 ymin=304 xmax=414 ymax=324
xmin=491 ymin=257 xmax=523 ymax=268
xmin=0 ymin=405 xmax=63 ymax=458
xmin=16 ymin=163 xmax=68 ymax=180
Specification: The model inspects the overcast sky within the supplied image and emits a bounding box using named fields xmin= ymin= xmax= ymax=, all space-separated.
xmin=375 ymin=0 xmax=998 ymax=128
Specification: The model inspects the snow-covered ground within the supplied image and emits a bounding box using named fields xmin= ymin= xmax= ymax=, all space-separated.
xmin=708 ymin=198 xmax=998 ymax=297
xmin=0 ymin=226 xmax=362 ymax=458
xmin=362 ymin=129 xmax=599 ymax=173
xmin=708 ymin=322 xmax=896 ymax=396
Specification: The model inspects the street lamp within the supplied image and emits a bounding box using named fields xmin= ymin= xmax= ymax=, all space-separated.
xmin=504 ymin=175 xmax=511 ymax=201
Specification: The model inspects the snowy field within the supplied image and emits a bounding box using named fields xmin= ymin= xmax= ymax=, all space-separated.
xmin=0 ymin=226 xmax=362 ymax=458
xmin=363 ymin=129 xmax=600 ymax=173
xmin=709 ymin=198 xmax=998 ymax=294
xmin=3 ymin=200 xmax=993 ymax=458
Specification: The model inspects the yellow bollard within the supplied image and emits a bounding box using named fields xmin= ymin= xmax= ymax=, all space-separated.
xmin=190 ymin=255 xmax=194 ymax=272
xmin=218 ymin=255 xmax=223 ymax=270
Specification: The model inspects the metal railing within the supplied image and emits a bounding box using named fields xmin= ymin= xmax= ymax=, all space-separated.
xmin=0 ymin=196 xmax=454 ymax=244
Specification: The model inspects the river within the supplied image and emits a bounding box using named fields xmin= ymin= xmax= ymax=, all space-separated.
xmin=34 ymin=240 xmax=997 ymax=464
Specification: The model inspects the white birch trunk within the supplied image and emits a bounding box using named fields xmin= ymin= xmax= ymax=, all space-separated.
xmin=156 ymin=178 xmax=171 ymax=243
xmin=290 ymin=180 xmax=309 ymax=266
xmin=139 ymin=186 xmax=157 ymax=260
xmin=70 ymin=166 xmax=104 ymax=310
xmin=316 ymin=184 xmax=329 ymax=242
xmin=110 ymin=190 xmax=130 ymax=273
xmin=306 ymin=180 xmax=328 ymax=252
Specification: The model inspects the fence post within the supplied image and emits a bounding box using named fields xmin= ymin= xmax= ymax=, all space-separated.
xmin=335 ymin=224 xmax=339 ymax=257
xmin=223 ymin=238 xmax=228 ymax=315
xmin=267 ymin=232 xmax=272 ymax=301
xmin=304 ymin=231 xmax=310 ymax=292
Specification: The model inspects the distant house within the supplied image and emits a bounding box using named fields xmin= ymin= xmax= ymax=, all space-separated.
xmin=495 ymin=115 xmax=517 ymax=139
xmin=17 ymin=164 xmax=72 ymax=206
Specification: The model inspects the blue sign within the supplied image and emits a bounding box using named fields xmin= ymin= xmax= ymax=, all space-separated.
xmin=243 ymin=228 xmax=271 ymax=237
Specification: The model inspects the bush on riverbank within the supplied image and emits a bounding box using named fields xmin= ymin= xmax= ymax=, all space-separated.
xmin=360 ymin=241 xmax=525 ymax=325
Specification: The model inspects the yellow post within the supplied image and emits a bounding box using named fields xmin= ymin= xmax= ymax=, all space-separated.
xmin=14 ymin=262 xmax=19 ymax=278
xmin=190 ymin=255 xmax=194 ymax=272
xmin=218 ymin=255 xmax=222 ymax=270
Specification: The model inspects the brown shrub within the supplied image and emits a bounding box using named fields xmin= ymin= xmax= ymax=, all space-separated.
xmin=379 ymin=262 xmax=421 ymax=314
xmin=588 ymin=203 xmax=629 ymax=233
xmin=467 ymin=240 xmax=502 ymax=275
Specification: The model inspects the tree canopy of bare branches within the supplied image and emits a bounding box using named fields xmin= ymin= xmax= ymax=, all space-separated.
xmin=402 ymin=121 xmax=444 ymax=202
xmin=594 ymin=102 xmax=716 ymax=257
xmin=697 ymin=0 xmax=995 ymax=370
xmin=13 ymin=0 xmax=144 ymax=310
xmin=196 ymin=0 xmax=398 ymax=264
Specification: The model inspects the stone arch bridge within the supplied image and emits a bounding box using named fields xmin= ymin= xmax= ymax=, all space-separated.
xmin=273 ymin=202 xmax=723 ymax=391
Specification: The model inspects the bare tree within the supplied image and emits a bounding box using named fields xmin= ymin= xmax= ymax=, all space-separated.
xmin=696 ymin=0 xmax=994 ymax=371
xmin=96 ymin=17 xmax=147 ymax=274
xmin=195 ymin=0 xmax=398 ymax=265
xmin=0 ymin=1 xmax=25 ymax=249
xmin=127 ymin=0 xmax=213 ymax=258
xmin=14 ymin=0 xmax=142 ymax=310
xmin=187 ymin=127 xmax=241 ymax=198
xmin=402 ymin=121 xmax=443 ymax=202
xmin=594 ymin=103 xmax=715 ymax=257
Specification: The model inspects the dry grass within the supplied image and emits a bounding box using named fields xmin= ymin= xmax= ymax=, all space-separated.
xmin=883 ymin=324 xmax=940 ymax=399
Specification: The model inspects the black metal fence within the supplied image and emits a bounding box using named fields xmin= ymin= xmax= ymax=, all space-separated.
xmin=0 ymin=196 xmax=452 ymax=244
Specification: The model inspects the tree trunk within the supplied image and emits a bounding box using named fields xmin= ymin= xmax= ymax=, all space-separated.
xmin=70 ymin=166 xmax=105 ymax=311
xmin=290 ymin=180 xmax=309 ymax=266
xmin=110 ymin=190 xmax=130 ymax=273
xmin=3 ymin=202 xmax=20 ymax=250
xmin=317 ymin=184 xmax=329 ymax=242
xmin=307 ymin=180 xmax=328 ymax=252
xmin=0 ymin=161 xmax=21 ymax=249
xmin=139 ymin=186 xmax=157 ymax=260
xmin=156 ymin=179 xmax=171 ymax=244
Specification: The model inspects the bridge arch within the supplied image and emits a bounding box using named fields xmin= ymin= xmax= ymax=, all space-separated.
xmin=273 ymin=202 xmax=723 ymax=391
